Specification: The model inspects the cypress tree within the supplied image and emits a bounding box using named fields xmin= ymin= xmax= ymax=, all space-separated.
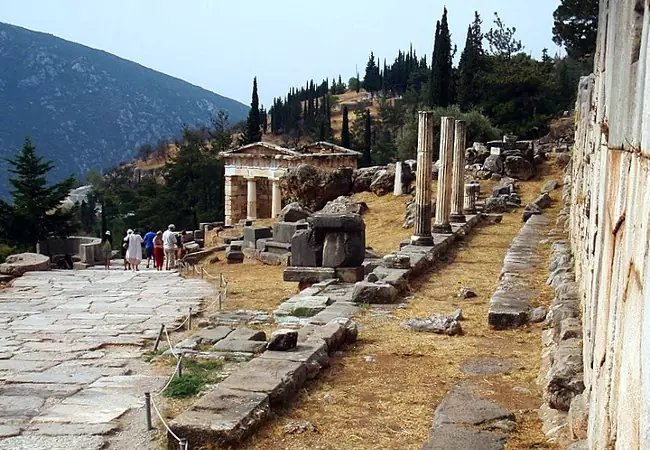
xmin=428 ymin=20 xmax=441 ymax=108
xmin=458 ymin=12 xmax=484 ymax=110
xmin=362 ymin=109 xmax=372 ymax=167
xmin=429 ymin=8 xmax=453 ymax=108
xmin=356 ymin=70 xmax=360 ymax=93
xmin=241 ymin=77 xmax=261 ymax=144
xmin=341 ymin=106 xmax=350 ymax=148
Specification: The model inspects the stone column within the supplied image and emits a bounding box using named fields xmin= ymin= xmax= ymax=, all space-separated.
xmin=410 ymin=111 xmax=435 ymax=246
xmin=271 ymin=179 xmax=282 ymax=218
xmin=450 ymin=120 xmax=467 ymax=223
xmin=246 ymin=178 xmax=257 ymax=220
xmin=393 ymin=162 xmax=403 ymax=196
xmin=433 ymin=116 xmax=455 ymax=234
xmin=225 ymin=176 xmax=233 ymax=226
xmin=464 ymin=183 xmax=477 ymax=214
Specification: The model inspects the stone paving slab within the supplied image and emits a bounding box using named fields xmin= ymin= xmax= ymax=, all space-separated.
xmin=488 ymin=215 xmax=550 ymax=329
xmin=0 ymin=267 xmax=214 ymax=447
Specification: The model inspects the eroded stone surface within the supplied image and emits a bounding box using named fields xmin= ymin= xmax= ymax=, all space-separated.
xmin=0 ymin=267 xmax=214 ymax=447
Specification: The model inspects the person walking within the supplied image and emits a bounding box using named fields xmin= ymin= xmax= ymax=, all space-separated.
xmin=153 ymin=230 xmax=164 ymax=271
xmin=124 ymin=229 xmax=144 ymax=271
xmin=122 ymin=230 xmax=131 ymax=271
xmin=101 ymin=230 xmax=113 ymax=269
xmin=162 ymin=224 xmax=176 ymax=270
xmin=143 ymin=228 xmax=156 ymax=269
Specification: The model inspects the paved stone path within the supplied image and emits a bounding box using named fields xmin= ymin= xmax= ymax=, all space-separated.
xmin=0 ymin=266 xmax=214 ymax=449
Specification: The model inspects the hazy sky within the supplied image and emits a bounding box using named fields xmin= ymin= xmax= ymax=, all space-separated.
xmin=1 ymin=0 xmax=561 ymax=107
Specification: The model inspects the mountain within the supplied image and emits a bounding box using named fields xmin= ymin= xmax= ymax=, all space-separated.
xmin=0 ymin=22 xmax=249 ymax=195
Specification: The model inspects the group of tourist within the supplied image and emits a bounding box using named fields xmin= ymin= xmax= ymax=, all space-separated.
xmin=100 ymin=224 xmax=187 ymax=271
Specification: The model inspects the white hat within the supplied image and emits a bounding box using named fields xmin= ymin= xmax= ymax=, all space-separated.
xmin=127 ymin=229 xmax=133 ymax=234
xmin=105 ymin=230 xmax=111 ymax=235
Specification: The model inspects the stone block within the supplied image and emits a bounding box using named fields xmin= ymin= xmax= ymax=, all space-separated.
xmin=219 ymin=357 xmax=308 ymax=406
xmin=278 ymin=202 xmax=311 ymax=222
xmin=272 ymin=222 xmax=309 ymax=244
xmin=284 ymin=267 xmax=335 ymax=283
xmin=228 ymin=328 xmax=266 ymax=341
xmin=297 ymin=323 xmax=346 ymax=351
xmin=260 ymin=340 xmax=329 ymax=380
xmin=169 ymin=387 xmax=269 ymax=449
xmin=243 ymin=227 xmax=272 ymax=249
xmin=213 ymin=339 xmax=267 ymax=353
xmin=351 ymin=281 xmax=398 ymax=304
xmin=291 ymin=230 xmax=323 ymax=267
xmin=259 ymin=252 xmax=290 ymax=266
xmin=255 ymin=238 xmax=272 ymax=251
xmin=0 ymin=253 xmax=50 ymax=277
xmin=423 ymin=425 xmax=507 ymax=450
xmin=223 ymin=236 xmax=244 ymax=245
xmin=568 ymin=393 xmax=588 ymax=440
xmin=372 ymin=266 xmax=410 ymax=292
xmin=308 ymin=213 xmax=365 ymax=232
xmin=267 ymin=329 xmax=298 ymax=351
xmin=381 ymin=254 xmax=411 ymax=269
xmin=532 ymin=192 xmax=552 ymax=209
xmin=226 ymin=251 xmax=244 ymax=264
xmin=322 ymin=231 xmax=365 ymax=268
xmin=265 ymin=241 xmax=292 ymax=255
xmin=334 ymin=266 xmax=365 ymax=283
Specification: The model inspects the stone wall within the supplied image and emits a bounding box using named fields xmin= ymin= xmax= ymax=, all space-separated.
xmin=225 ymin=176 xmax=247 ymax=225
xmin=570 ymin=1 xmax=650 ymax=448
xmin=36 ymin=236 xmax=103 ymax=264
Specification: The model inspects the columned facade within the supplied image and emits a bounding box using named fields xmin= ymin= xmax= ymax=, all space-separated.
xmin=221 ymin=141 xmax=361 ymax=225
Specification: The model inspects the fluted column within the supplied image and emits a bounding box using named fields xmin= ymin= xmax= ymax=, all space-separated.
xmin=246 ymin=178 xmax=257 ymax=220
xmin=393 ymin=162 xmax=403 ymax=196
xmin=433 ymin=116 xmax=455 ymax=234
xmin=463 ymin=183 xmax=477 ymax=214
xmin=410 ymin=111 xmax=435 ymax=246
xmin=450 ymin=120 xmax=467 ymax=223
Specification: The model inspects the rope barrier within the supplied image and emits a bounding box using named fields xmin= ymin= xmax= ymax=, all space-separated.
xmin=153 ymin=357 xmax=183 ymax=398
xmin=163 ymin=325 xmax=179 ymax=360
xmin=151 ymin=396 xmax=183 ymax=443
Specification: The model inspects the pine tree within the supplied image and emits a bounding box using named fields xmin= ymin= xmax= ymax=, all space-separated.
xmin=0 ymin=138 xmax=77 ymax=250
xmin=241 ymin=77 xmax=262 ymax=144
xmin=362 ymin=109 xmax=372 ymax=167
xmin=341 ymin=106 xmax=350 ymax=148
xmin=429 ymin=8 xmax=454 ymax=108
xmin=364 ymin=52 xmax=381 ymax=95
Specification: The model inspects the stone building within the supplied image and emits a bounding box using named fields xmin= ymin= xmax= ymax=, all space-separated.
xmin=220 ymin=141 xmax=360 ymax=225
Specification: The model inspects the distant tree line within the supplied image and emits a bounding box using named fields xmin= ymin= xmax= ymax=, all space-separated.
xmin=259 ymin=3 xmax=595 ymax=167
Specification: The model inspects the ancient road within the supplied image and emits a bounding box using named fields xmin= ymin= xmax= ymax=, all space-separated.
xmin=0 ymin=267 xmax=213 ymax=449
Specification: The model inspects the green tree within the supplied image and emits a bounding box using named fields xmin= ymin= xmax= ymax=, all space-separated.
xmin=553 ymin=0 xmax=599 ymax=61
xmin=341 ymin=106 xmax=351 ymax=148
xmin=0 ymin=138 xmax=77 ymax=250
xmin=429 ymin=8 xmax=454 ymax=107
xmin=240 ymin=77 xmax=262 ymax=144
xmin=457 ymin=12 xmax=485 ymax=110
xmin=485 ymin=12 xmax=523 ymax=57
xmin=363 ymin=52 xmax=381 ymax=95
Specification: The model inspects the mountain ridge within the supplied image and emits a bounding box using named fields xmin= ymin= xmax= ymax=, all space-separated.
xmin=0 ymin=21 xmax=249 ymax=195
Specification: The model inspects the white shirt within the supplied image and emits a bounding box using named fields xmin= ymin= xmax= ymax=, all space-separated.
xmin=162 ymin=230 xmax=176 ymax=250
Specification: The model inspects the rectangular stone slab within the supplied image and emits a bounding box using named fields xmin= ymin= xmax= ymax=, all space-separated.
xmin=219 ymin=357 xmax=308 ymax=406
xmin=272 ymin=222 xmax=308 ymax=244
xmin=283 ymin=267 xmax=335 ymax=283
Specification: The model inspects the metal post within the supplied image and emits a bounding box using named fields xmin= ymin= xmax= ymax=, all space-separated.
xmin=179 ymin=438 xmax=188 ymax=450
xmin=218 ymin=291 xmax=222 ymax=311
xmin=144 ymin=392 xmax=153 ymax=430
xmin=153 ymin=324 xmax=165 ymax=352
xmin=187 ymin=307 xmax=192 ymax=331
xmin=177 ymin=354 xmax=183 ymax=378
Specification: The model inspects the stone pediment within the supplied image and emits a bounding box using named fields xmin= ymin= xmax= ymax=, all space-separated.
xmin=220 ymin=142 xmax=301 ymax=158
